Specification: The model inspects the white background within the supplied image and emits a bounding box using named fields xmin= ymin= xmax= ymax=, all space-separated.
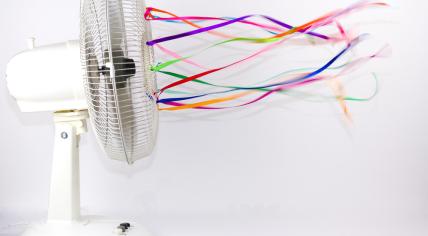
xmin=1 ymin=0 xmax=427 ymax=236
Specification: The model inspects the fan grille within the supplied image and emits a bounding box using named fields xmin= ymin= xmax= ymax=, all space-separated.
xmin=80 ymin=0 xmax=158 ymax=163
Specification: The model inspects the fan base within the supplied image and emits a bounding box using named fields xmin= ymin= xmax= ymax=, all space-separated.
xmin=21 ymin=216 xmax=151 ymax=236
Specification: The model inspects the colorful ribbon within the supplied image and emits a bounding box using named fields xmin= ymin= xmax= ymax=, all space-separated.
xmin=145 ymin=1 xmax=387 ymax=113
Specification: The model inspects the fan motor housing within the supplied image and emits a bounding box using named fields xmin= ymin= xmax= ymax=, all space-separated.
xmin=6 ymin=40 xmax=87 ymax=112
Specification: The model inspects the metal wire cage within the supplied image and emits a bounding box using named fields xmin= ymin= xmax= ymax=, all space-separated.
xmin=80 ymin=0 xmax=158 ymax=164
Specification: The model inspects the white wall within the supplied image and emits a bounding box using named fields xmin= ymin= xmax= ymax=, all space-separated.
xmin=1 ymin=0 xmax=427 ymax=236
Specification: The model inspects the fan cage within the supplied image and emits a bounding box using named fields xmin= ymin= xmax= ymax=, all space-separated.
xmin=80 ymin=0 xmax=158 ymax=164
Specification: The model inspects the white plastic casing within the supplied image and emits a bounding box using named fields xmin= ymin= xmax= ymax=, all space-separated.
xmin=6 ymin=40 xmax=87 ymax=112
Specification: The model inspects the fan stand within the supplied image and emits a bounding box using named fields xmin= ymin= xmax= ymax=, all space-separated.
xmin=22 ymin=110 xmax=151 ymax=236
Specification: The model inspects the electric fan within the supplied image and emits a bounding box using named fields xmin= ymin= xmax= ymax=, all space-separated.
xmin=6 ymin=0 xmax=156 ymax=235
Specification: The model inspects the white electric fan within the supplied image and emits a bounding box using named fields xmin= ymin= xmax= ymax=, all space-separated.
xmin=6 ymin=0 xmax=157 ymax=235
